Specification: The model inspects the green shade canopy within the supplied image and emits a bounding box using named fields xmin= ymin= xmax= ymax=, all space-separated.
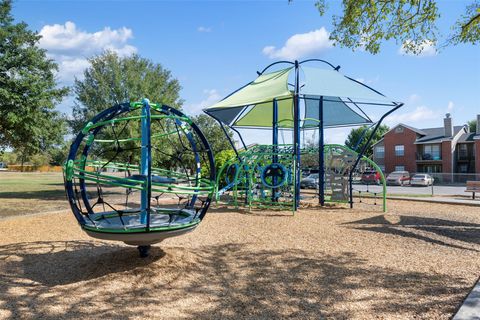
xmin=235 ymin=98 xmax=294 ymax=128
xmin=204 ymin=63 xmax=399 ymax=129
xmin=209 ymin=68 xmax=293 ymax=110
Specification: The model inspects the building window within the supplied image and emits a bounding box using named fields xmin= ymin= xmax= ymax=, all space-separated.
xmin=458 ymin=164 xmax=468 ymax=173
xmin=375 ymin=146 xmax=385 ymax=159
xmin=395 ymin=126 xmax=404 ymax=133
xmin=395 ymin=145 xmax=404 ymax=156
xmin=419 ymin=164 xmax=442 ymax=173
xmin=423 ymin=144 xmax=441 ymax=160
xmin=458 ymin=144 xmax=468 ymax=159
xmin=395 ymin=165 xmax=405 ymax=171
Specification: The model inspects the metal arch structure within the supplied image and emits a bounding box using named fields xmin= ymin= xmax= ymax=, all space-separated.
xmin=64 ymin=99 xmax=215 ymax=257
xmin=204 ymin=59 xmax=403 ymax=211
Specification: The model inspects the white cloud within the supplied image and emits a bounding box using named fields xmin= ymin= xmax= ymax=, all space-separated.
xmin=407 ymin=93 xmax=421 ymax=104
xmin=262 ymin=27 xmax=334 ymax=60
xmin=39 ymin=21 xmax=137 ymax=82
xmin=447 ymin=101 xmax=454 ymax=112
xmin=197 ymin=26 xmax=212 ymax=33
xmin=385 ymin=106 xmax=439 ymax=124
xmin=398 ymin=40 xmax=437 ymax=57
xmin=184 ymin=89 xmax=221 ymax=115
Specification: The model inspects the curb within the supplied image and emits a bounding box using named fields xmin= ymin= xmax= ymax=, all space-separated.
xmin=453 ymin=276 xmax=480 ymax=320
xmin=387 ymin=196 xmax=480 ymax=207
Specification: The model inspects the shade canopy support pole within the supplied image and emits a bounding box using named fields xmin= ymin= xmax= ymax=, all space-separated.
xmin=205 ymin=111 xmax=240 ymax=159
xmin=319 ymin=96 xmax=325 ymax=206
xmin=349 ymin=103 xmax=404 ymax=208
xmin=272 ymin=99 xmax=279 ymax=202
xmin=229 ymin=126 xmax=248 ymax=151
xmin=293 ymin=60 xmax=301 ymax=210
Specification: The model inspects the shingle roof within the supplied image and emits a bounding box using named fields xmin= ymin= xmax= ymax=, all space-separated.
xmin=457 ymin=132 xmax=477 ymax=143
xmin=414 ymin=125 xmax=465 ymax=144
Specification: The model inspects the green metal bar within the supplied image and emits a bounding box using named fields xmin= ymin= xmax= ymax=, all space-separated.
xmin=83 ymin=219 xmax=200 ymax=234
xmin=93 ymin=129 xmax=179 ymax=143
xmin=83 ymin=115 xmax=190 ymax=132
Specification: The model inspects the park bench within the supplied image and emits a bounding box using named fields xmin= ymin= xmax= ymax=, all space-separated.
xmin=465 ymin=181 xmax=480 ymax=200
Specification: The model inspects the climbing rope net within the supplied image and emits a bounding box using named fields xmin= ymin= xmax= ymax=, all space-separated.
xmin=215 ymin=144 xmax=386 ymax=212
xmin=64 ymin=101 xmax=215 ymax=239
xmin=216 ymin=145 xmax=295 ymax=211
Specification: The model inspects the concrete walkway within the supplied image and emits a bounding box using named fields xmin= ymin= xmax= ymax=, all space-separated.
xmin=388 ymin=196 xmax=480 ymax=207
xmin=454 ymin=277 xmax=480 ymax=320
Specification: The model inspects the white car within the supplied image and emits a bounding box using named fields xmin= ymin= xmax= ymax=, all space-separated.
xmin=410 ymin=174 xmax=434 ymax=186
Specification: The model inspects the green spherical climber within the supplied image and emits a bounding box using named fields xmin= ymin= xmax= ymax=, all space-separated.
xmin=63 ymin=100 xmax=215 ymax=257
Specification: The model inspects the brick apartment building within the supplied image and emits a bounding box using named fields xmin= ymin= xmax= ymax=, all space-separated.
xmin=372 ymin=113 xmax=480 ymax=175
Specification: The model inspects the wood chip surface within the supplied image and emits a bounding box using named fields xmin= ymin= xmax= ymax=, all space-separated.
xmin=0 ymin=200 xmax=479 ymax=319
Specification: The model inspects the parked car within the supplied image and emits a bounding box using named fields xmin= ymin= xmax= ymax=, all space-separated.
xmin=361 ymin=170 xmax=381 ymax=185
xmin=410 ymin=173 xmax=434 ymax=186
xmin=300 ymin=173 xmax=319 ymax=189
xmin=386 ymin=171 xmax=410 ymax=186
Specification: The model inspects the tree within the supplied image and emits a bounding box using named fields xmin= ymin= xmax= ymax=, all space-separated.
xmin=211 ymin=149 xmax=236 ymax=186
xmin=0 ymin=0 xmax=68 ymax=166
xmin=48 ymin=142 xmax=70 ymax=166
xmin=468 ymin=119 xmax=477 ymax=133
xmin=192 ymin=114 xmax=234 ymax=155
xmin=0 ymin=150 xmax=16 ymax=164
xmin=71 ymin=51 xmax=183 ymax=133
xmin=345 ymin=124 xmax=389 ymax=158
xmin=73 ymin=51 xmax=197 ymax=172
xmin=311 ymin=0 xmax=480 ymax=54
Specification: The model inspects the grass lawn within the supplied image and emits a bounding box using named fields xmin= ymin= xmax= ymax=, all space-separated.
xmin=0 ymin=172 xmax=68 ymax=218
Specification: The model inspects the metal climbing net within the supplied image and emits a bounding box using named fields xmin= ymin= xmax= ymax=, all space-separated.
xmin=64 ymin=101 xmax=215 ymax=233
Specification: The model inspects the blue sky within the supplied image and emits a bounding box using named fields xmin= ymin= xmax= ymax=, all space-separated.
xmin=12 ymin=0 xmax=480 ymax=145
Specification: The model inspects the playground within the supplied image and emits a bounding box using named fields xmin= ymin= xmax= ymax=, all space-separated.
xmin=1 ymin=57 xmax=479 ymax=318
xmin=0 ymin=197 xmax=479 ymax=319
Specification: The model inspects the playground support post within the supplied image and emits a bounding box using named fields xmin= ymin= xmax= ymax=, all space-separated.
xmin=272 ymin=98 xmax=279 ymax=202
xmin=229 ymin=126 xmax=248 ymax=151
xmin=318 ymin=96 xmax=325 ymax=206
xmin=140 ymin=98 xmax=152 ymax=228
xmin=293 ymin=60 xmax=301 ymax=210
xmin=349 ymin=103 xmax=404 ymax=208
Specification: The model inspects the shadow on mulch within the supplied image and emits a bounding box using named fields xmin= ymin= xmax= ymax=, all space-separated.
xmin=0 ymin=190 xmax=67 ymax=201
xmin=0 ymin=241 xmax=468 ymax=319
xmin=345 ymin=215 xmax=480 ymax=249
xmin=0 ymin=241 xmax=164 ymax=286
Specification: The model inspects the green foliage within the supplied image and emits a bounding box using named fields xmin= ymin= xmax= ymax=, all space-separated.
xmin=209 ymin=149 xmax=236 ymax=186
xmin=215 ymin=149 xmax=236 ymax=172
xmin=72 ymin=51 xmax=185 ymax=169
xmin=29 ymin=153 xmax=51 ymax=166
xmin=468 ymin=119 xmax=477 ymax=133
xmin=448 ymin=3 xmax=480 ymax=45
xmin=48 ymin=143 xmax=70 ymax=166
xmin=0 ymin=0 xmax=68 ymax=155
xmin=313 ymin=0 xmax=479 ymax=54
xmin=71 ymin=51 xmax=183 ymax=133
xmin=345 ymin=124 xmax=389 ymax=158
xmin=0 ymin=151 xmax=16 ymax=164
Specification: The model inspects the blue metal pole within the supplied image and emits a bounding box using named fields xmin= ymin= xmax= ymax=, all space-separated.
xmin=140 ymin=98 xmax=151 ymax=225
xmin=272 ymin=99 xmax=278 ymax=202
xmin=293 ymin=60 xmax=301 ymax=210
xmin=319 ymin=96 xmax=325 ymax=206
